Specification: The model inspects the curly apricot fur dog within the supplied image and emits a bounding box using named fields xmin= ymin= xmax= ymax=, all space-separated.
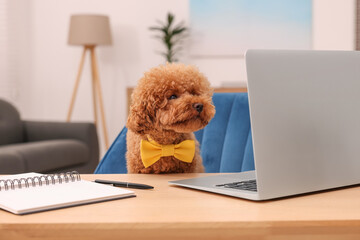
xmin=126 ymin=63 xmax=215 ymax=173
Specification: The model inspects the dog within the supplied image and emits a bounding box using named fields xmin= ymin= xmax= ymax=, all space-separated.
xmin=126 ymin=63 xmax=215 ymax=173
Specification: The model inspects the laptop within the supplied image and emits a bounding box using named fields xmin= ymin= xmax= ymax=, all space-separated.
xmin=169 ymin=49 xmax=360 ymax=201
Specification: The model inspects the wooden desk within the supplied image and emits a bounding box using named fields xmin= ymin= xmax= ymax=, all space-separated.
xmin=0 ymin=173 xmax=359 ymax=240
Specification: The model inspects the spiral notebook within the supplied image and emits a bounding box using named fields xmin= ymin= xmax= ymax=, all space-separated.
xmin=0 ymin=171 xmax=135 ymax=215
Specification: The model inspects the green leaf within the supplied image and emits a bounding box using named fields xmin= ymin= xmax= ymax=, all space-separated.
xmin=149 ymin=27 xmax=164 ymax=31
xmin=149 ymin=12 xmax=186 ymax=63
xmin=172 ymin=27 xmax=186 ymax=35
xmin=167 ymin=13 xmax=174 ymax=27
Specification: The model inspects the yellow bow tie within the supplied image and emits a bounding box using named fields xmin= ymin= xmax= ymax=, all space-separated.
xmin=140 ymin=139 xmax=195 ymax=168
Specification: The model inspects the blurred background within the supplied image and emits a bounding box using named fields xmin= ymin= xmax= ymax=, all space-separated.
xmin=0 ymin=0 xmax=357 ymax=157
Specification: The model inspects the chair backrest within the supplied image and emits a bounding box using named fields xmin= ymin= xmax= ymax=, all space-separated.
xmin=94 ymin=93 xmax=254 ymax=173
xmin=0 ymin=99 xmax=24 ymax=146
xmin=195 ymin=93 xmax=254 ymax=172
xmin=95 ymin=127 xmax=129 ymax=173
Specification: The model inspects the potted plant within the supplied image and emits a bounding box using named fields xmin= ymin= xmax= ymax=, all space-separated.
xmin=149 ymin=12 xmax=187 ymax=63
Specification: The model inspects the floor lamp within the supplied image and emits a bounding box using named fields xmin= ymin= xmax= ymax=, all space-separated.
xmin=67 ymin=14 xmax=112 ymax=149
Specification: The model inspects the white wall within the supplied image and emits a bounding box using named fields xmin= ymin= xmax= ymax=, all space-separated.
xmin=313 ymin=0 xmax=356 ymax=50
xmin=2 ymin=0 xmax=356 ymax=157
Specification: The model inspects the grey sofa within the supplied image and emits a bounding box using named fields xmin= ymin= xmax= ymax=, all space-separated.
xmin=0 ymin=99 xmax=99 ymax=174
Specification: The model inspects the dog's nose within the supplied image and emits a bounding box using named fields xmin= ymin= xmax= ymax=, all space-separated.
xmin=193 ymin=103 xmax=203 ymax=113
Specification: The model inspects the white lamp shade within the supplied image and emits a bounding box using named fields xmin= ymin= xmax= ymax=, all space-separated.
xmin=68 ymin=14 xmax=112 ymax=46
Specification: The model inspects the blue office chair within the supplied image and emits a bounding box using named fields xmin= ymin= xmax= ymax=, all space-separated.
xmin=95 ymin=93 xmax=254 ymax=173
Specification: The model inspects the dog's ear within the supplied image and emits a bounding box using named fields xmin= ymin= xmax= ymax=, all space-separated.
xmin=126 ymin=96 xmax=156 ymax=135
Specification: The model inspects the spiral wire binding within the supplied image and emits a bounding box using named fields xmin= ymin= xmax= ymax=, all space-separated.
xmin=0 ymin=171 xmax=81 ymax=191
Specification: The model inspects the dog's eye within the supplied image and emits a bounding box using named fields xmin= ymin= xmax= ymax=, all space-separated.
xmin=169 ymin=94 xmax=178 ymax=100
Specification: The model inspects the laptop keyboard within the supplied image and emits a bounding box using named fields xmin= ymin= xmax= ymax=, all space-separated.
xmin=216 ymin=179 xmax=257 ymax=192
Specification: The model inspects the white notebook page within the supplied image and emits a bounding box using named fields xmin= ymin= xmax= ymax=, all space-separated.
xmin=0 ymin=173 xmax=135 ymax=214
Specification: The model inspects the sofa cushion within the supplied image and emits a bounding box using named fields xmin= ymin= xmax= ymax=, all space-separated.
xmin=0 ymin=99 xmax=23 ymax=145
xmin=0 ymin=151 xmax=26 ymax=174
xmin=0 ymin=139 xmax=89 ymax=173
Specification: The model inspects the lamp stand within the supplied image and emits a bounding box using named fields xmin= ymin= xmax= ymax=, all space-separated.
xmin=67 ymin=45 xmax=110 ymax=149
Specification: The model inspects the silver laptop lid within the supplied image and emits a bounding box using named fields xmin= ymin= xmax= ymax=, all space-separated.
xmin=246 ymin=50 xmax=360 ymax=199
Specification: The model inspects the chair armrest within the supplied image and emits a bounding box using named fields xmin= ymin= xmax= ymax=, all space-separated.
xmin=23 ymin=121 xmax=99 ymax=164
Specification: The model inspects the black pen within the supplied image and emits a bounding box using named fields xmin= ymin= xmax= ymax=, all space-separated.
xmin=94 ymin=179 xmax=154 ymax=189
